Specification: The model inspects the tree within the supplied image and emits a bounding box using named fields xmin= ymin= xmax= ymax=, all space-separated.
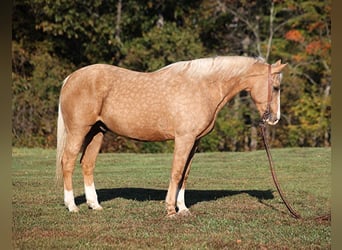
xmin=12 ymin=0 xmax=331 ymax=151
xmin=197 ymin=0 xmax=331 ymax=149
xmin=121 ymin=22 xmax=204 ymax=71
xmin=12 ymin=41 xmax=73 ymax=147
xmin=272 ymin=0 xmax=331 ymax=146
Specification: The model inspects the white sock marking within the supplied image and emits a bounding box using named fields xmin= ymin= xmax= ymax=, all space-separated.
xmin=85 ymin=183 xmax=102 ymax=210
xmin=176 ymin=188 xmax=188 ymax=212
xmin=64 ymin=189 xmax=79 ymax=212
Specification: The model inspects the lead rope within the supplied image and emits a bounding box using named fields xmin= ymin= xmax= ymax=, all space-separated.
xmin=260 ymin=123 xmax=331 ymax=221
xmin=259 ymin=122 xmax=302 ymax=219
xmin=260 ymin=64 xmax=330 ymax=221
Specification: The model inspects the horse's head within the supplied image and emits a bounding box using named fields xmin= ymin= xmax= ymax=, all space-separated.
xmin=249 ymin=60 xmax=287 ymax=125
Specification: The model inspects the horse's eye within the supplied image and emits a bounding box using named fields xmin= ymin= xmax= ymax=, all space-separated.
xmin=273 ymin=86 xmax=280 ymax=92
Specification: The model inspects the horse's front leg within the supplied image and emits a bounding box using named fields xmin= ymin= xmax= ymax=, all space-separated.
xmin=176 ymin=139 xmax=200 ymax=216
xmin=165 ymin=135 xmax=197 ymax=217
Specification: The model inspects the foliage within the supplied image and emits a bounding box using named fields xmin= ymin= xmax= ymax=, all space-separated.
xmin=12 ymin=0 xmax=331 ymax=151
xmin=271 ymin=0 xmax=331 ymax=147
xmin=12 ymin=41 xmax=74 ymax=147
xmin=121 ymin=22 xmax=204 ymax=71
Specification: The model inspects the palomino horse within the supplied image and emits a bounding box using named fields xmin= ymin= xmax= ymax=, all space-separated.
xmin=56 ymin=56 xmax=286 ymax=217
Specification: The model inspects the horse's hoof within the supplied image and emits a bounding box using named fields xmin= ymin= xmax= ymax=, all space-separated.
xmin=166 ymin=211 xmax=177 ymax=219
xmin=87 ymin=202 xmax=103 ymax=210
xmin=178 ymin=209 xmax=192 ymax=217
xmin=68 ymin=205 xmax=80 ymax=212
xmin=92 ymin=205 xmax=103 ymax=211
xmin=166 ymin=210 xmax=192 ymax=219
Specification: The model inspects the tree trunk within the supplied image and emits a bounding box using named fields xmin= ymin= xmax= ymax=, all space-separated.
xmin=115 ymin=0 xmax=122 ymax=43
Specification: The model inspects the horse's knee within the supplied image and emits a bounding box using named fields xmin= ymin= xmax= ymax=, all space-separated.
xmin=62 ymin=153 xmax=74 ymax=169
xmin=171 ymin=169 xmax=183 ymax=183
xmin=62 ymin=157 xmax=75 ymax=185
xmin=62 ymin=145 xmax=80 ymax=171
xmin=81 ymin=163 xmax=95 ymax=187
xmin=81 ymin=162 xmax=94 ymax=175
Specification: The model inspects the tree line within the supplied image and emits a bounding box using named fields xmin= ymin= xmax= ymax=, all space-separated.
xmin=12 ymin=0 xmax=331 ymax=152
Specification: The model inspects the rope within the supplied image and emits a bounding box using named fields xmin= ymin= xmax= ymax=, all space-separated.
xmin=260 ymin=123 xmax=302 ymax=219
xmin=260 ymin=64 xmax=329 ymax=221
xmin=259 ymin=123 xmax=331 ymax=221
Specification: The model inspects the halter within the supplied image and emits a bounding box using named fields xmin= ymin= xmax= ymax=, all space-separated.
xmin=261 ymin=64 xmax=273 ymax=123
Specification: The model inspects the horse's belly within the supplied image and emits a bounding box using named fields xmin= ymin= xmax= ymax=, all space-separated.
xmin=112 ymin=125 xmax=174 ymax=142
xmin=102 ymin=112 xmax=174 ymax=141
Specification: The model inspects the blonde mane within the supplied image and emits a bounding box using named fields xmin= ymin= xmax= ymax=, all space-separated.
xmin=157 ymin=56 xmax=265 ymax=78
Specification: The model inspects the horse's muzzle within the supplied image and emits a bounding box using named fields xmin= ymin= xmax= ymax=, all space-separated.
xmin=262 ymin=110 xmax=279 ymax=125
xmin=266 ymin=118 xmax=279 ymax=125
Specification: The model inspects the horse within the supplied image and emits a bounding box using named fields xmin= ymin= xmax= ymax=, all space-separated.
xmin=56 ymin=56 xmax=286 ymax=217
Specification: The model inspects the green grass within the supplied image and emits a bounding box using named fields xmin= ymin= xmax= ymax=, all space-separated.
xmin=12 ymin=147 xmax=331 ymax=249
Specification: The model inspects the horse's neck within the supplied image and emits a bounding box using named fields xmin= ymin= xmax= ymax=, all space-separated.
xmin=207 ymin=59 xmax=252 ymax=100
xmin=216 ymin=72 xmax=249 ymax=105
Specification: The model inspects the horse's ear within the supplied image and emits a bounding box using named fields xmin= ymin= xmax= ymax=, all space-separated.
xmin=273 ymin=60 xmax=282 ymax=66
xmin=271 ymin=63 xmax=287 ymax=74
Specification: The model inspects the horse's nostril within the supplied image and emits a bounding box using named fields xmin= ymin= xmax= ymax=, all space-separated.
xmin=267 ymin=118 xmax=279 ymax=126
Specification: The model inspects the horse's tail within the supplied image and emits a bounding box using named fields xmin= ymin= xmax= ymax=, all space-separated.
xmin=56 ymin=77 xmax=69 ymax=186
xmin=56 ymin=102 xmax=66 ymax=186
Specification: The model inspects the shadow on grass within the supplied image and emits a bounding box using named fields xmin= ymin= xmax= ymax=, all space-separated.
xmin=75 ymin=188 xmax=274 ymax=208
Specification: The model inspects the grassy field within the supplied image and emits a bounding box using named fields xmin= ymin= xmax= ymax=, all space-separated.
xmin=12 ymin=147 xmax=331 ymax=249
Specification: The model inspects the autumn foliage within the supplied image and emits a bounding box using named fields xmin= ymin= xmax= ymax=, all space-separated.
xmin=12 ymin=0 xmax=331 ymax=151
xmin=285 ymin=30 xmax=304 ymax=43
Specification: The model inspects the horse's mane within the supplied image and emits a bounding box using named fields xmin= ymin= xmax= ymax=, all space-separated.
xmin=157 ymin=56 xmax=266 ymax=78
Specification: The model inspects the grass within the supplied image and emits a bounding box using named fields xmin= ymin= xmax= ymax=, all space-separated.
xmin=12 ymin=147 xmax=331 ymax=249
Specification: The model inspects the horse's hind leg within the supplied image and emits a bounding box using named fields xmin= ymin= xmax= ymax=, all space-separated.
xmin=62 ymin=133 xmax=85 ymax=212
xmin=80 ymin=125 xmax=104 ymax=210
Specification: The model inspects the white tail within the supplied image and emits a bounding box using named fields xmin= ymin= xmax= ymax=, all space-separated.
xmin=56 ymin=102 xmax=66 ymax=185
xmin=56 ymin=76 xmax=70 ymax=185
